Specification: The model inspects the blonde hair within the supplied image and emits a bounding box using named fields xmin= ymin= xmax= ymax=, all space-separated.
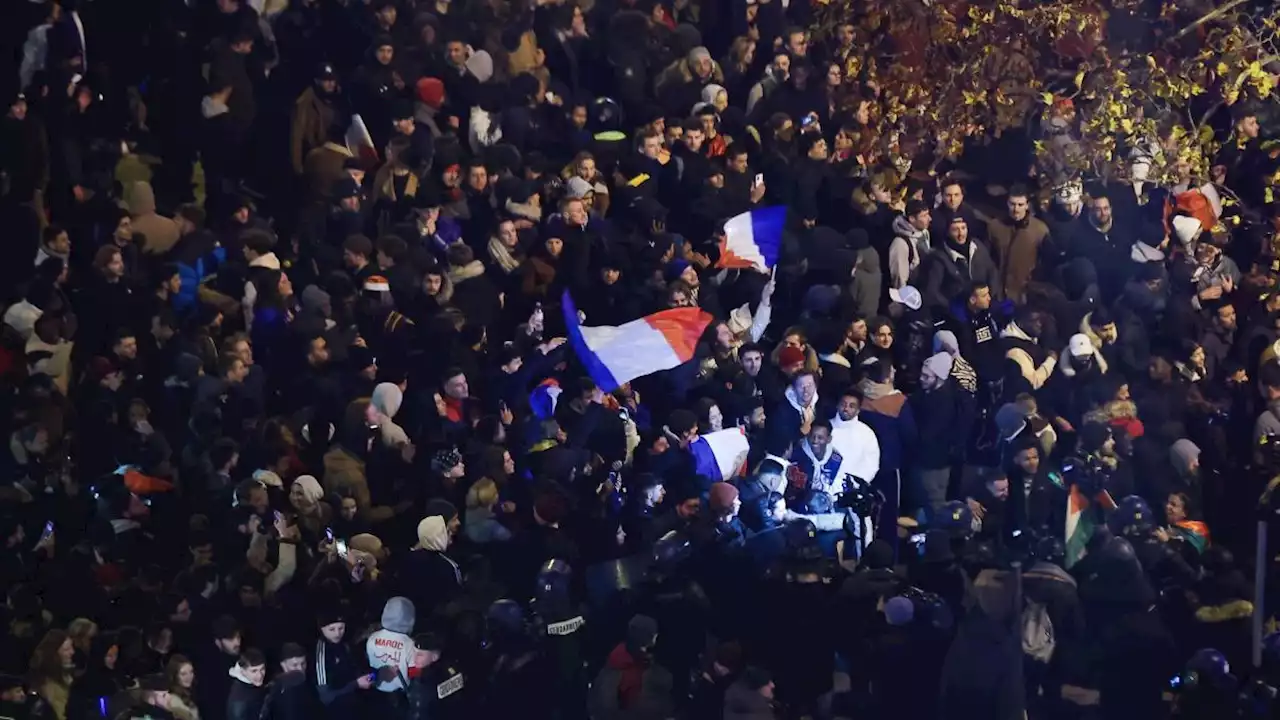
xmin=67 ymin=618 xmax=98 ymax=651
xmin=466 ymin=478 xmax=500 ymax=509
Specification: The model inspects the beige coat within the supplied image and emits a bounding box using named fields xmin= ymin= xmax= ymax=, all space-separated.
xmin=126 ymin=181 xmax=182 ymax=256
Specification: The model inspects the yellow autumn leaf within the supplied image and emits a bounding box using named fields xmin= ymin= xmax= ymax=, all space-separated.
xmin=1217 ymin=62 xmax=1230 ymax=75
xmin=1042 ymin=92 xmax=1055 ymax=104
xmin=1120 ymin=118 xmax=1134 ymax=134
xmin=1073 ymin=70 xmax=1085 ymax=88
xmin=1146 ymin=55 xmax=1157 ymax=69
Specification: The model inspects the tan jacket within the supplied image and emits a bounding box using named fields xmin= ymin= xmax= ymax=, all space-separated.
xmin=127 ymin=181 xmax=182 ymax=255
xmin=988 ymin=215 xmax=1050 ymax=304
xmin=322 ymin=445 xmax=394 ymax=524
xmin=290 ymin=87 xmax=338 ymax=176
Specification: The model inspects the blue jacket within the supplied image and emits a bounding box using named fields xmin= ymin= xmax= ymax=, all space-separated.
xmin=858 ymin=392 xmax=917 ymax=472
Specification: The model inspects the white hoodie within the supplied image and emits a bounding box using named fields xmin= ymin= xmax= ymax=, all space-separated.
xmin=829 ymin=415 xmax=881 ymax=483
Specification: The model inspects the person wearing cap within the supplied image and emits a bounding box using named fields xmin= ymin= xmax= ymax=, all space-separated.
xmin=1044 ymin=332 xmax=1108 ymax=432
xmin=889 ymin=199 xmax=932 ymax=290
xmin=291 ymin=63 xmax=345 ymax=176
xmin=987 ymin=184 xmax=1050 ymax=305
xmin=260 ymin=642 xmax=320 ymax=720
xmin=314 ymin=609 xmax=374 ymax=719
xmin=920 ymin=209 xmax=1002 ymax=313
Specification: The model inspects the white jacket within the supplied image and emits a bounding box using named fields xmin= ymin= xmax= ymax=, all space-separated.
xmin=829 ymin=417 xmax=880 ymax=483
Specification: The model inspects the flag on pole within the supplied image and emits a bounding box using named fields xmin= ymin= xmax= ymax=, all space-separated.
xmin=1064 ymin=484 xmax=1117 ymax=569
xmin=716 ymin=206 xmax=785 ymax=273
xmin=345 ymin=114 xmax=379 ymax=166
xmin=562 ymin=290 xmax=713 ymax=393
xmin=690 ymin=428 xmax=750 ymax=482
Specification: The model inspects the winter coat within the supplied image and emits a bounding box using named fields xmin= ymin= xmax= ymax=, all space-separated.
xmin=225 ymin=675 xmax=266 ymax=720
xmin=909 ymin=383 xmax=972 ymax=469
xmin=290 ymin=87 xmax=339 ymax=175
xmin=448 ymin=260 xmax=502 ymax=329
xmin=322 ymin=443 xmax=394 ymax=525
xmin=987 ymin=214 xmax=1049 ymax=304
xmin=260 ymin=672 xmax=319 ymax=720
xmin=858 ymin=389 xmax=917 ymax=471
xmin=396 ymin=548 xmax=463 ymax=618
xmin=587 ymin=645 xmax=674 ymax=720
xmin=127 ymin=181 xmax=182 ymax=256
xmin=888 ymin=215 xmax=930 ymax=289
xmin=848 ymin=247 xmax=882 ymax=320
xmin=938 ymin=607 xmax=1025 ymax=720
xmin=919 ymin=240 xmax=1001 ymax=312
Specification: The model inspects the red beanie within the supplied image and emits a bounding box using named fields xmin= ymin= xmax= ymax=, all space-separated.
xmin=709 ymin=482 xmax=739 ymax=512
xmin=778 ymin=346 xmax=805 ymax=368
xmin=416 ymin=77 xmax=445 ymax=110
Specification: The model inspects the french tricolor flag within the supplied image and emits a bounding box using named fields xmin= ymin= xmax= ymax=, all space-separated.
xmin=690 ymin=428 xmax=751 ymax=482
xmin=562 ymin=290 xmax=713 ymax=393
xmin=528 ymin=378 xmax=563 ymax=420
xmin=716 ymin=206 xmax=786 ymax=273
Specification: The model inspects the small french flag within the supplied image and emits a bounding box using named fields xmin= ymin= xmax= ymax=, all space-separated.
xmin=690 ymin=428 xmax=751 ymax=482
xmin=562 ymin=290 xmax=713 ymax=393
xmin=528 ymin=378 xmax=563 ymax=420
xmin=345 ymin=113 xmax=379 ymax=167
xmin=716 ymin=206 xmax=786 ymax=273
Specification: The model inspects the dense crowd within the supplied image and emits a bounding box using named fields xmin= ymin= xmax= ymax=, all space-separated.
xmin=3 ymin=0 xmax=1280 ymax=719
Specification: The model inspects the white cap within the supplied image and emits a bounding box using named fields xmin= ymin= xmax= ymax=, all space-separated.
xmin=1068 ymin=333 xmax=1094 ymax=357
xmin=889 ymin=285 xmax=922 ymax=311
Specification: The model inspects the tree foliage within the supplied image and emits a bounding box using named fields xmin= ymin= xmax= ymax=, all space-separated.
xmin=814 ymin=0 xmax=1280 ymax=189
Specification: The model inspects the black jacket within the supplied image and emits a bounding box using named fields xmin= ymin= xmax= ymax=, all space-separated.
xmin=261 ymin=671 xmax=319 ymax=720
xmin=920 ymin=240 xmax=1001 ymax=312
xmin=226 ymin=677 xmax=266 ymax=720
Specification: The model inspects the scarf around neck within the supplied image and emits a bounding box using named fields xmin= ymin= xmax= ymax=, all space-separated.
xmin=487 ymin=236 xmax=522 ymax=273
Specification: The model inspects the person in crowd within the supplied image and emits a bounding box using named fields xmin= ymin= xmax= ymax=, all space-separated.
xmin=1 ymin=2 xmax=1279 ymax=718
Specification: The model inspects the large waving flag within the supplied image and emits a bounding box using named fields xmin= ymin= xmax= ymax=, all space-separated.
xmin=690 ymin=428 xmax=750 ymax=482
xmin=717 ymin=206 xmax=785 ymax=273
xmin=562 ymin=290 xmax=713 ymax=392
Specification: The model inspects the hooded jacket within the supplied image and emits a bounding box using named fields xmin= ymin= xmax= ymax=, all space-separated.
xmin=370 ymin=382 xmax=410 ymax=447
xmin=366 ymin=597 xmax=416 ymax=691
xmin=126 ymin=181 xmax=182 ymax=255
xmin=888 ymin=215 xmax=930 ymax=289
xmin=397 ymin=516 xmax=463 ymax=617
xmin=1000 ymin=322 xmax=1055 ymax=393
xmin=322 ymin=402 xmax=395 ymax=523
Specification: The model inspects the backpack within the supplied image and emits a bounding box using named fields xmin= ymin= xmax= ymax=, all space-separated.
xmin=1021 ymin=598 xmax=1056 ymax=663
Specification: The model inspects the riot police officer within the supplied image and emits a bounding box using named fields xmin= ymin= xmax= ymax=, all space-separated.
xmin=532 ymin=560 xmax=589 ymax=720
xmin=1108 ymin=495 xmax=1197 ymax=595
